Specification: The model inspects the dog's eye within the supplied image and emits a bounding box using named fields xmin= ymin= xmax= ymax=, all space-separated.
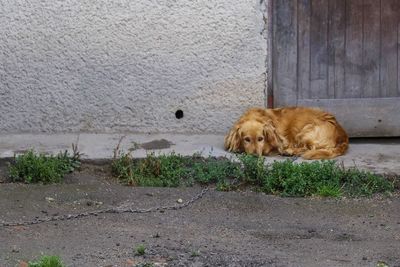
xmin=257 ymin=137 xmax=264 ymax=142
xmin=244 ymin=137 xmax=251 ymax=143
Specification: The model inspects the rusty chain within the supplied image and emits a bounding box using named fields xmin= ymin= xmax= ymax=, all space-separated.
xmin=0 ymin=187 xmax=209 ymax=228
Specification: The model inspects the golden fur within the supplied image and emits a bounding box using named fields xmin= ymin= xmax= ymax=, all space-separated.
xmin=224 ymin=107 xmax=349 ymax=159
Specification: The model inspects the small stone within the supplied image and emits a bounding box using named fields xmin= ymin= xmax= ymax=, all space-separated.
xmin=153 ymin=233 xmax=160 ymax=238
xmin=12 ymin=245 xmax=19 ymax=253
xmin=45 ymin=197 xmax=55 ymax=202
xmin=126 ymin=259 xmax=136 ymax=266
xmin=116 ymin=243 xmax=120 ymax=246
xmin=177 ymin=198 xmax=183 ymax=204
xmin=377 ymin=261 xmax=389 ymax=267
xmin=18 ymin=261 xmax=28 ymax=267
xmin=362 ymin=257 xmax=367 ymax=260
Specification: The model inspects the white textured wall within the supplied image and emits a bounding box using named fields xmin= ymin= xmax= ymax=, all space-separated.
xmin=0 ymin=0 xmax=267 ymax=134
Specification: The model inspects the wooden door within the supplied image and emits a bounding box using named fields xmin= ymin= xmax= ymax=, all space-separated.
xmin=271 ymin=0 xmax=400 ymax=137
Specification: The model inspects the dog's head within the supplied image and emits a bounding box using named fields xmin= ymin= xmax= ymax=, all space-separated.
xmin=224 ymin=119 xmax=278 ymax=156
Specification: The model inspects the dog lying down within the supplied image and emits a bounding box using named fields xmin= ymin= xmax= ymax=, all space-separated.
xmin=224 ymin=107 xmax=349 ymax=159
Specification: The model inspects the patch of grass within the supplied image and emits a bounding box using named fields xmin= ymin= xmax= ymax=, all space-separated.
xmin=340 ymin=167 xmax=394 ymax=197
xmin=112 ymin=152 xmax=189 ymax=187
xmin=28 ymin=255 xmax=65 ymax=267
xmin=112 ymin=152 xmax=241 ymax=188
xmin=261 ymin=158 xmax=391 ymax=197
xmin=8 ymin=148 xmax=81 ymax=184
xmin=190 ymin=250 xmax=200 ymax=257
xmin=262 ymin=160 xmax=343 ymax=197
xmin=190 ymin=157 xmax=242 ymax=187
xmin=135 ymin=244 xmax=146 ymax=256
xmin=112 ymin=152 xmax=394 ymax=197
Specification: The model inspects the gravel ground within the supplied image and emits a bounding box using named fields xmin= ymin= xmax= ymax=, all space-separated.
xmin=0 ymin=162 xmax=399 ymax=267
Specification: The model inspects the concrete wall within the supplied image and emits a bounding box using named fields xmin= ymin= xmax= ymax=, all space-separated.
xmin=0 ymin=0 xmax=268 ymax=134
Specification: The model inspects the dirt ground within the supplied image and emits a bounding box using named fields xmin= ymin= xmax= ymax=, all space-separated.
xmin=0 ymin=161 xmax=400 ymax=267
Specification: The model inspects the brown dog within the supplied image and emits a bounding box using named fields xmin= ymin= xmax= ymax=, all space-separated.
xmin=224 ymin=107 xmax=349 ymax=159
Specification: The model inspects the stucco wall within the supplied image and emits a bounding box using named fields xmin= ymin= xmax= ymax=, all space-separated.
xmin=0 ymin=0 xmax=267 ymax=134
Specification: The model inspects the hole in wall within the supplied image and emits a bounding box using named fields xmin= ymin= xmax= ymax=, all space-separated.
xmin=175 ymin=110 xmax=184 ymax=119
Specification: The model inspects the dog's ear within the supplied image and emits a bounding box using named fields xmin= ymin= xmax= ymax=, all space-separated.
xmin=263 ymin=120 xmax=279 ymax=147
xmin=224 ymin=124 xmax=242 ymax=152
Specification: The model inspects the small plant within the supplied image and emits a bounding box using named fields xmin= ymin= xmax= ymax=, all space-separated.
xmin=8 ymin=147 xmax=81 ymax=184
xmin=262 ymin=160 xmax=341 ymax=196
xmin=190 ymin=250 xmax=200 ymax=257
xmin=239 ymin=154 xmax=268 ymax=185
xmin=340 ymin=167 xmax=394 ymax=196
xmin=112 ymin=152 xmax=189 ymax=186
xmin=135 ymin=244 xmax=146 ymax=256
xmin=190 ymin=157 xmax=242 ymax=185
xmin=112 ymin=151 xmax=394 ymax=197
xmin=261 ymin=160 xmax=393 ymax=197
xmin=112 ymin=152 xmax=135 ymax=183
xmin=28 ymin=255 xmax=65 ymax=267
xmin=113 ymin=152 xmax=242 ymax=187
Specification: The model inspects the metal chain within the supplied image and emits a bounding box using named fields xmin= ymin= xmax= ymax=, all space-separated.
xmin=0 ymin=187 xmax=209 ymax=228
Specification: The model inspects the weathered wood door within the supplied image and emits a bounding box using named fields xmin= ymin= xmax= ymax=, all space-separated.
xmin=272 ymin=0 xmax=400 ymax=137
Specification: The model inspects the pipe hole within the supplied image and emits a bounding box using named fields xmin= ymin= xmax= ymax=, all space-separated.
xmin=175 ymin=110 xmax=184 ymax=119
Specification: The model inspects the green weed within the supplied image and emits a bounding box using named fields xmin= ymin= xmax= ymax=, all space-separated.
xmin=190 ymin=157 xmax=242 ymax=185
xmin=112 ymin=152 xmax=394 ymax=197
xmin=190 ymin=250 xmax=200 ymax=257
xmin=28 ymin=255 xmax=65 ymax=267
xmin=112 ymin=152 xmax=189 ymax=186
xmin=8 ymin=148 xmax=80 ymax=184
xmin=340 ymin=167 xmax=394 ymax=197
xmin=135 ymin=244 xmax=146 ymax=256
xmin=262 ymin=160 xmax=342 ymax=197
xmin=239 ymin=154 xmax=267 ymax=185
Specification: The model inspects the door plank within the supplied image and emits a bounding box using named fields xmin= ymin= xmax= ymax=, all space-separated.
xmin=298 ymin=0 xmax=311 ymax=100
xmin=381 ymin=0 xmax=399 ymax=97
xmin=272 ymin=0 xmax=400 ymax=137
xmin=328 ymin=0 xmax=346 ymax=99
xmin=310 ymin=0 xmax=329 ymax=99
xmin=298 ymin=98 xmax=400 ymax=137
xmin=362 ymin=0 xmax=381 ymax=98
xmin=273 ymin=0 xmax=298 ymax=106
xmin=344 ymin=0 xmax=363 ymax=98
xmin=397 ymin=1 xmax=400 ymax=96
